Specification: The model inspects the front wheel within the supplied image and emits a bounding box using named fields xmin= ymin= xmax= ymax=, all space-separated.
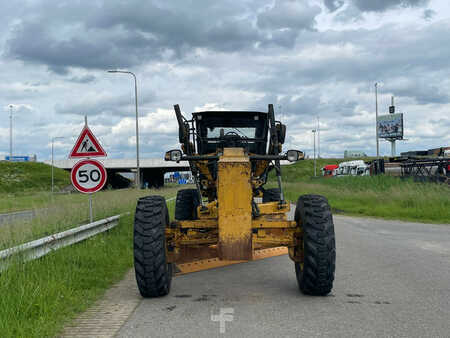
xmin=294 ymin=194 xmax=335 ymax=296
xmin=134 ymin=195 xmax=172 ymax=297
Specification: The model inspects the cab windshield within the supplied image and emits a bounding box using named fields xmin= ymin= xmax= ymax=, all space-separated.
xmin=207 ymin=127 xmax=256 ymax=138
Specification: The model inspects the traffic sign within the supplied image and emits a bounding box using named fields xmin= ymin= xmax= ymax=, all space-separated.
xmin=71 ymin=159 xmax=107 ymax=194
xmin=69 ymin=125 xmax=107 ymax=158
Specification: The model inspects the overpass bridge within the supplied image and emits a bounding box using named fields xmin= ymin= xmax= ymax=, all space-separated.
xmin=50 ymin=158 xmax=190 ymax=188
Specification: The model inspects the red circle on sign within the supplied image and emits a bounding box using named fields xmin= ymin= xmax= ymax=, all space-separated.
xmin=71 ymin=159 xmax=107 ymax=194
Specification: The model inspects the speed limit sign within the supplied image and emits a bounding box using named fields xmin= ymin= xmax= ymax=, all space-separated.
xmin=71 ymin=159 xmax=107 ymax=194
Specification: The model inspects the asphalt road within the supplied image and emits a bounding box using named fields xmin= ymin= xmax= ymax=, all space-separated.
xmin=118 ymin=215 xmax=450 ymax=338
xmin=0 ymin=209 xmax=35 ymax=225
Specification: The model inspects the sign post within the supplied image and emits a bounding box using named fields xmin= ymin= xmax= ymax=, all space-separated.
xmin=70 ymin=158 xmax=107 ymax=222
xmin=69 ymin=117 xmax=107 ymax=223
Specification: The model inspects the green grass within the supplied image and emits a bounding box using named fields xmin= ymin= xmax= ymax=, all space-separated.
xmin=0 ymin=162 xmax=70 ymax=194
xmin=270 ymin=159 xmax=450 ymax=224
xmin=0 ymin=191 xmax=177 ymax=338
xmin=0 ymin=187 xmax=180 ymax=250
xmin=0 ymin=215 xmax=134 ymax=337
xmin=0 ymin=161 xmax=73 ymax=213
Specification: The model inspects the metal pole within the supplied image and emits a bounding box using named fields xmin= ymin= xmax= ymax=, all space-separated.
xmin=89 ymin=194 xmax=93 ymax=223
xmin=391 ymin=140 xmax=396 ymax=157
xmin=133 ymin=73 xmax=140 ymax=190
xmin=317 ymin=116 xmax=320 ymax=158
xmin=107 ymin=70 xmax=140 ymax=189
xmin=312 ymin=129 xmax=316 ymax=177
xmin=9 ymin=105 xmax=13 ymax=159
xmin=375 ymin=83 xmax=379 ymax=157
xmin=51 ymin=139 xmax=54 ymax=194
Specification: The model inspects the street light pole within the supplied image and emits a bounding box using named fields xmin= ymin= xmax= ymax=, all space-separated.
xmin=317 ymin=116 xmax=320 ymax=158
xmin=375 ymin=82 xmax=379 ymax=157
xmin=312 ymin=129 xmax=317 ymax=177
xmin=51 ymin=137 xmax=64 ymax=193
xmin=9 ymin=105 xmax=13 ymax=160
xmin=108 ymin=70 xmax=140 ymax=189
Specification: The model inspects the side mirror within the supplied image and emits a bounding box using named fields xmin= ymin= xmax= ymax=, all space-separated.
xmin=286 ymin=150 xmax=304 ymax=162
xmin=179 ymin=122 xmax=189 ymax=143
xmin=276 ymin=123 xmax=286 ymax=144
xmin=165 ymin=149 xmax=183 ymax=162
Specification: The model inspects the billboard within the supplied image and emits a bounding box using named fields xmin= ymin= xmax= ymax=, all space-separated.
xmin=377 ymin=113 xmax=403 ymax=139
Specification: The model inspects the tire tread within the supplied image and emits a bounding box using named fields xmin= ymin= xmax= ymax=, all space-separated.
xmin=133 ymin=195 xmax=172 ymax=298
xmin=295 ymin=194 xmax=336 ymax=296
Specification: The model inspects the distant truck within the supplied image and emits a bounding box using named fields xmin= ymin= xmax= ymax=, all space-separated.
xmin=336 ymin=160 xmax=370 ymax=176
xmin=321 ymin=164 xmax=339 ymax=177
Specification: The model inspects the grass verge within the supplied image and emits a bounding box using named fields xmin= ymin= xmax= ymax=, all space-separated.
xmin=0 ymin=162 xmax=70 ymax=196
xmin=0 ymin=215 xmax=134 ymax=337
xmin=0 ymin=187 xmax=181 ymax=250
xmin=278 ymin=176 xmax=450 ymax=224
xmin=0 ymin=196 xmax=176 ymax=338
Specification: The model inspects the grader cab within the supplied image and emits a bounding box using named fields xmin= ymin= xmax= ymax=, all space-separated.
xmin=133 ymin=104 xmax=336 ymax=297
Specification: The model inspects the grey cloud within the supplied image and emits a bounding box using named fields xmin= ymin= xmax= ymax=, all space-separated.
xmin=54 ymin=90 xmax=155 ymax=117
xmin=257 ymin=0 xmax=321 ymax=31
xmin=260 ymin=28 xmax=299 ymax=48
xmin=252 ymin=93 xmax=358 ymax=122
xmin=333 ymin=4 xmax=363 ymax=22
xmin=324 ymin=0 xmax=345 ymax=12
xmin=352 ymin=0 xmax=429 ymax=12
xmin=1 ymin=0 xmax=448 ymax=160
xmin=383 ymin=79 xmax=450 ymax=105
xmin=68 ymin=75 xmax=96 ymax=83
xmin=13 ymin=105 xmax=34 ymax=116
xmin=6 ymin=0 xmax=318 ymax=73
xmin=429 ymin=118 xmax=450 ymax=128
xmin=7 ymin=20 xmax=164 ymax=74
xmin=422 ymin=9 xmax=436 ymax=20
xmin=206 ymin=18 xmax=262 ymax=52
xmin=237 ymin=20 xmax=450 ymax=102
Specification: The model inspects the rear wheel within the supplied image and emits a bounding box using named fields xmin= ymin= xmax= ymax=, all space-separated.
xmin=175 ymin=189 xmax=200 ymax=220
xmin=262 ymin=188 xmax=280 ymax=202
xmin=294 ymin=194 xmax=335 ymax=296
xmin=134 ymin=196 xmax=172 ymax=297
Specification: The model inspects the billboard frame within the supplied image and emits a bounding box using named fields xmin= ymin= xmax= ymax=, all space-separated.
xmin=377 ymin=113 xmax=403 ymax=140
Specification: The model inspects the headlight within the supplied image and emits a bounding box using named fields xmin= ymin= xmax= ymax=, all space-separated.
xmin=286 ymin=150 xmax=304 ymax=162
xmin=165 ymin=149 xmax=182 ymax=162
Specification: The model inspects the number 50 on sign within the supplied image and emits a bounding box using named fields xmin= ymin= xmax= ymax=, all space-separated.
xmin=71 ymin=159 xmax=107 ymax=194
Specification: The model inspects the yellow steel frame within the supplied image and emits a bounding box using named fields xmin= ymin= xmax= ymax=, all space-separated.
xmin=165 ymin=147 xmax=304 ymax=265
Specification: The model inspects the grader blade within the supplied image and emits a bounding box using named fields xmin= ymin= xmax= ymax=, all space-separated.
xmin=175 ymin=247 xmax=288 ymax=275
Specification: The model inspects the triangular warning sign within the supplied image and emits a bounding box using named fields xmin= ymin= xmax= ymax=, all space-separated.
xmin=69 ymin=125 xmax=107 ymax=158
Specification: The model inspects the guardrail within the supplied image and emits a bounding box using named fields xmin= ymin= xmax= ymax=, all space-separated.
xmin=0 ymin=215 xmax=121 ymax=271
xmin=0 ymin=196 xmax=177 ymax=271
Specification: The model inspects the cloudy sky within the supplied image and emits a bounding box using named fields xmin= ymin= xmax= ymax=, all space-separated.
xmin=1 ymin=0 xmax=449 ymax=161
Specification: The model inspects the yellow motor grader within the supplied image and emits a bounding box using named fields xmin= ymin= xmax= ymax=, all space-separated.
xmin=133 ymin=104 xmax=335 ymax=297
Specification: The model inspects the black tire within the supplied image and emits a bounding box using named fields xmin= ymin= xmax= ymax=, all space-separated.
xmin=175 ymin=189 xmax=200 ymax=220
xmin=294 ymin=194 xmax=335 ymax=296
xmin=263 ymin=188 xmax=280 ymax=203
xmin=134 ymin=195 xmax=172 ymax=298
